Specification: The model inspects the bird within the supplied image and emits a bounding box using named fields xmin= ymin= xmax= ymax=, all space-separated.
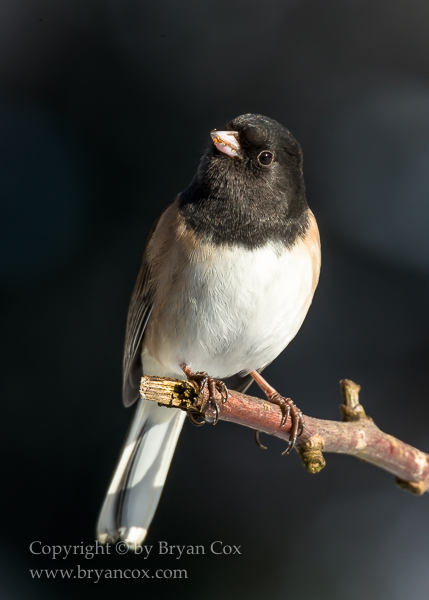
xmin=97 ymin=113 xmax=321 ymax=549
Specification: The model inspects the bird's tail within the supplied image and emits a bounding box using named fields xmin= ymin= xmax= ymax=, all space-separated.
xmin=97 ymin=400 xmax=186 ymax=549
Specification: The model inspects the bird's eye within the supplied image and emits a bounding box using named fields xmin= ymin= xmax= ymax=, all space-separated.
xmin=258 ymin=151 xmax=274 ymax=166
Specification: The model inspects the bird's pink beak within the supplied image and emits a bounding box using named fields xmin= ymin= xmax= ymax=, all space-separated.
xmin=210 ymin=130 xmax=241 ymax=158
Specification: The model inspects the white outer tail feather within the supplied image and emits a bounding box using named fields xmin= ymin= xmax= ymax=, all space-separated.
xmin=97 ymin=399 xmax=186 ymax=549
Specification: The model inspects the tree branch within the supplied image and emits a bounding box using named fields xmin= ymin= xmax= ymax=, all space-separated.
xmin=139 ymin=375 xmax=429 ymax=495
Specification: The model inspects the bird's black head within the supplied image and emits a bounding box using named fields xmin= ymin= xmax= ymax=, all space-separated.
xmin=179 ymin=114 xmax=309 ymax=249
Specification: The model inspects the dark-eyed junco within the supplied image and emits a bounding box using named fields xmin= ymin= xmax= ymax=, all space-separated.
xmin=97 ymin=113 xmax=321 ymax=548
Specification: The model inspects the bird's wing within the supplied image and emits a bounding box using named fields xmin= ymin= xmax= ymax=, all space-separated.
xmin=122 ymin=206 xmax=169 ymax=407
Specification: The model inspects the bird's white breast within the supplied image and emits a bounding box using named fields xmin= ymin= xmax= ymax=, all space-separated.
xmin=142 ymin=236 xmax=319 ymax=380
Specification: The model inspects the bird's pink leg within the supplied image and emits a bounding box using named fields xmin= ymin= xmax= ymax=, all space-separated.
xmin=250 ymin=371 xmax=305 ymax=454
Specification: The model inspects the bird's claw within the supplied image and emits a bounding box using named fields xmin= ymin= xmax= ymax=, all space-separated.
xmin=181 ymin=365 xmax=229 ymax=426
xmin=187 ymin=411 xmax=206 ymax=426
xmin=266 ymin=392 xmax=305 ymax=454
xmin=254 ymin=430 xmax=267 ymax=450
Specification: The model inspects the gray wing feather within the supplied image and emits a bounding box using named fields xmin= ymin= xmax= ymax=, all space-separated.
xmin=122 ymin=259 xmax=153 ymax=407
xmin=122 ymin=206 xmax=171 ymax=407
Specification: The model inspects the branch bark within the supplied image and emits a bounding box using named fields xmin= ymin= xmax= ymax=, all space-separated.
xmin=139 ymin=375 xmax=429 ymax=495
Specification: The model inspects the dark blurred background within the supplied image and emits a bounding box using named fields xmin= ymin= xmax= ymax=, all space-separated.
xmin=2 ymin=1 xmax=429 ymax=598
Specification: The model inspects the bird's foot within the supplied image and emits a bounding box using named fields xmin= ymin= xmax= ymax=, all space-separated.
xmin=181 ymin=364 xmax=229 ymax=426
xmin=265 ymin=392 xmax=305 ymax=454
xmin=250 ymin=371 xmax=305 ymax=454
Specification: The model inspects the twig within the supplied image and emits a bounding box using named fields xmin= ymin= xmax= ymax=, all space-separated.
xmin=139 ymin=376 xmax=429 ymax=495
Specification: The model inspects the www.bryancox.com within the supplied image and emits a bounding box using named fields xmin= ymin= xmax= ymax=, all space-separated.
xmin=30 ymin=565 xmax=189 ymax=582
